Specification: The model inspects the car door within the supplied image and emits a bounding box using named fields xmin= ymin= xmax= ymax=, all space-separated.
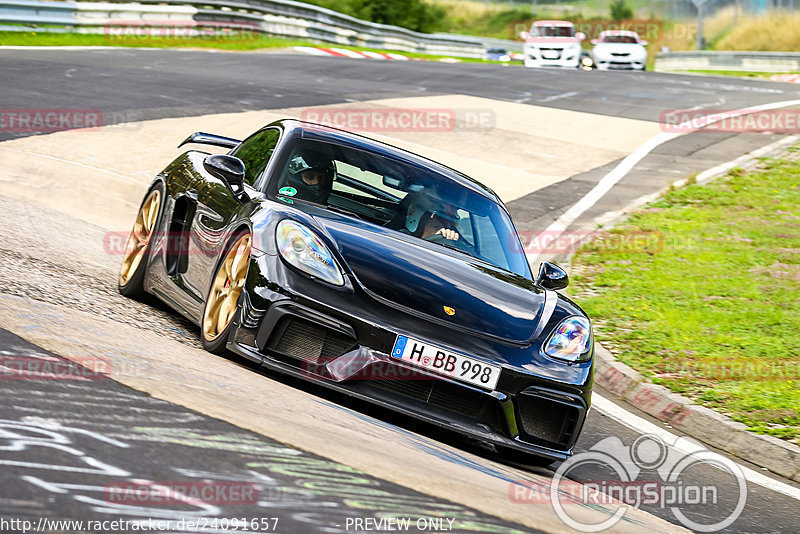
xmin=181 ymin=127 xmax=281 ymax=304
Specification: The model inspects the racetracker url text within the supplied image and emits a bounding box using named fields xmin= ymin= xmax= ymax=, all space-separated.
xmin=0 ymin=516 xmax=280 ymax=533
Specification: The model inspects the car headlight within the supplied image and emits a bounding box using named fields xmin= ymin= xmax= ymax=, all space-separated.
xmin=544 ymin=316 xmax=592 ymax=362
xmin=276 ymin=220 xmax=344 ymax=286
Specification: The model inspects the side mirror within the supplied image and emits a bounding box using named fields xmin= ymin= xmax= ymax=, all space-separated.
xmin=640 ymin=40 xmax=649 ymax=46
xmin=519 ymin=31 xmax=529 ymax=40
xmin=591 ymin=38 xmax=601 ymax=45
xmin=204 ymin=154 xmax=248 ymax=202
xmin=576 ymin=32 xmax=586 ymax=41
xmin=536 ymin=262 xmax=568 ymax=290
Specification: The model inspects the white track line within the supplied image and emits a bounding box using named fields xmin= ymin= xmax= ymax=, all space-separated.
xmin=588 ymin=134 xmax=800 ymax=229
xmin=593 ymin=394 xmax=800 ymax=501
xmin=526 ymin=98 xmax=800 ymax=266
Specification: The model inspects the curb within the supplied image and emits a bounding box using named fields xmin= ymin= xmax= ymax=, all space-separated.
xmin=771 ymin=74 xmax=800 ymax=84
xmin=586 ymin=136 xmax=800 ymax=484
xmin=293 ymin=46 xmax=410 ymax=60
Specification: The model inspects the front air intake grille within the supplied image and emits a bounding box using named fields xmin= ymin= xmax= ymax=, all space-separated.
xmin=269 ymin=317 xmax=356 ymax=362
xmin=516 ymin=393 xmax=582 ymax=448
xmin=363 ymin=363 xmax=506 ymax=433
xmin=538 ymin=47 xmax=563 ymax=59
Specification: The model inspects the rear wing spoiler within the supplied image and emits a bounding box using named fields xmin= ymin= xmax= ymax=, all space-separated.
xmin=178 ymin=132 xmax=241 ymax=149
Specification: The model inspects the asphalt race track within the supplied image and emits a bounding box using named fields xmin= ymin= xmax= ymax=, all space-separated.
xmin=0 ymin=328 xmax=533 ymax=534
xmin=1 ymin=48 xmax=800 ymax=534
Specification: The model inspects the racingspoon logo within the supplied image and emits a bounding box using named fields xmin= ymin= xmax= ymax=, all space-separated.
xmin=550 ymin=434 xmax=747 ymax=532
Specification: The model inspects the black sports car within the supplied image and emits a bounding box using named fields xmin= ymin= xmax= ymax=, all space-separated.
xmin=119 ymin=119 xmax=594 ymax=463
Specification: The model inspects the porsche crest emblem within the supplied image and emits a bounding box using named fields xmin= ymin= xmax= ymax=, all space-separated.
xmin=443 ymin=306 xmax=456 ymax=316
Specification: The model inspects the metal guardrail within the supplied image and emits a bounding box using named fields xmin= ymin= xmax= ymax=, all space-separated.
xmin=482 ymin=36 xmax=523 ymax=53
xmin=0 ymin=0 xmax=521 ymax=57
xmin=655 ymin=51 xmax=800 ymax=72
xmin=1 ymin=0 xmax=77 ymax=26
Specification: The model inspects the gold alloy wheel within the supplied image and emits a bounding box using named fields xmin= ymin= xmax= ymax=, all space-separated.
xmin=119 ymin=189 xmax=161 ymax=286
xmin=202 ymin=233 xmax=252 ymax=342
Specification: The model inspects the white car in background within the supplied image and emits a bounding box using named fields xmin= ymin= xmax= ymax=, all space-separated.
xmin=520 ymin=20 xmax=585 ymax=68
xmin=590 ymin=30 xmax=648 ymax=70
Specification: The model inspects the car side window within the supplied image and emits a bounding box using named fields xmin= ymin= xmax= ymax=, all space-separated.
xmin=455 ymin=209 xmax=474 ymax=246
xmin=472 ymin=212 xmax=510 ymax=271
xmin=231 ymin=128 xmax=280 ymax=187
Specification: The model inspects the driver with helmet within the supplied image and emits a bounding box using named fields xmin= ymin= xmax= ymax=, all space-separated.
xmin=402 ymin=194 xmax=460 ymax=241
xmin=285 ymin=149 xmax=335 ymax=203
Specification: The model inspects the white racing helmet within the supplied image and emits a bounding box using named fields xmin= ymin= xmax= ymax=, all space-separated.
xmin=404 ymin=194 xmax=459 ymax=234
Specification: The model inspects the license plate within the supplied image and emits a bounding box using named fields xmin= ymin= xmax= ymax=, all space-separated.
xmin=390 ymin=335 xmax=501 ymax=390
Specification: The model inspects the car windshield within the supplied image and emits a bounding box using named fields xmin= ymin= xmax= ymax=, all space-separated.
xmin=532 ymin=25 xmax=574 ymax=37
xmin=603 ymin=35 xmax=638 ymax=43
xmin=271 ymin=138 xmax=531 ymax=279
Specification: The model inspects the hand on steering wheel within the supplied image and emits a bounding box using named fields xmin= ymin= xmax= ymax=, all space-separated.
xmin=434 ymin=228 xmax=459 ymax=241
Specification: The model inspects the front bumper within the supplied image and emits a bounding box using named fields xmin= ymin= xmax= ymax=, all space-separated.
xmin=524 ymin=46 xmax=580 ymax=68
xmin=229 ymin=272 xmax=592 ymax=461
xmin=594 ymin=57 xmax=645 ymax=70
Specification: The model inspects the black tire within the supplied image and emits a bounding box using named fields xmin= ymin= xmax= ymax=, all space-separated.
xmin=200 ymin=230 xmax=252 ymax=355
xmin=118 ymin=183 xmax=164 ymax=301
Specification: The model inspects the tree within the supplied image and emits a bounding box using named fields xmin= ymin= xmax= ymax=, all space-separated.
xmin=610 ymin=0 xmax=634 ymax=20
xmin=347 ymin=0 xmax=445 ymax=33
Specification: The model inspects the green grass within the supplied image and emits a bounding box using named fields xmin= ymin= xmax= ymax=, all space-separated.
xmin=675 ymin=70 xmax=797 ymax=79
xmin=0 ymin=30 xmax=518 ymax=63
xmin=0 ymin=30 xmax=313 ymax=50
xmin=571 ymin=150 xmax=800 ymax=443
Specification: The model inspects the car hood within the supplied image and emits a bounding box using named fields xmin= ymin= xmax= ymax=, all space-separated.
xmin=313 ymin=213 xmax=545 ymax=345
